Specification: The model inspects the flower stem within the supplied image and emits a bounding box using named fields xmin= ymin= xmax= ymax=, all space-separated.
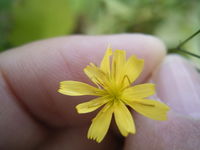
xmin=168 ymin=48 xmax=200 ymax=59
xmin=168 ymin=29 xmax=200 ymax=59
xmin=177 ymin=29 xmax=200 ymax=49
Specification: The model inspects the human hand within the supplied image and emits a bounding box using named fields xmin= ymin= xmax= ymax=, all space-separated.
xmin=0 ymin=34 xmax=199 ymax=150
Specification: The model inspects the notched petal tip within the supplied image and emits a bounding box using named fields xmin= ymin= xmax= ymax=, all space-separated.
xmin=75 ymin=105 xmax=82 ymax=114
xmin=100 ymin=47 xmax=113 ymax=74
xmin=121 ymin=129 xmax=136 ymax=137
xmin=87 ymin=103 xmax=113 ymax=143
xmin=57 ymin=89 xmax=64 ymax=94
xmin=114 ymin=101 xmax=136 ymax=137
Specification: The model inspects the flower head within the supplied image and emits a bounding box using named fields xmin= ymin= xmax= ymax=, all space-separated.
xmin=58 ymin=47 xmax=170 ymax=143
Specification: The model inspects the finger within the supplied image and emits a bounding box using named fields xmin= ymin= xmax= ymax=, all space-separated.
xmin=152 ymin=54 xmax=200 ymax=118
xmin=124 ymin=112 xmax=200 ymax=150
xmin=124 ymin=55 xmax=200 ymax=150
xmin=0 ymin=34 xmax=166 ymax=128
xmin=0 ymin=72 xmax=47 ymax=149
xmin=37 ymin=127 xmax=119 ymax=150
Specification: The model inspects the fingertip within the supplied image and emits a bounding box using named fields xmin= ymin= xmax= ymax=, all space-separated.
xmin=152 ymin=54 xmax=200 ymax=118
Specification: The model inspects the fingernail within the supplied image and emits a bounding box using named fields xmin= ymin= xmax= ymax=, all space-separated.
xmin=152 ymin=54 xmax=200 ymax=118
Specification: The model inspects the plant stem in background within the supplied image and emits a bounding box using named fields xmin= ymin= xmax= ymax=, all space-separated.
xmin=169 ymin=48 xmax=200 ymax=59
xmin=177 ymin=29 xmax=200 ymax=49
xmin=168 ymin=29 xmax=200 ymax=59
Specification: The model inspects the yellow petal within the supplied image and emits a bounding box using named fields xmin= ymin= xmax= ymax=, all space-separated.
xmin=114 ymin=101 xmax=135 ymax=136
xmin=58 ymin=81 xmax=102 ymax=96
xmin=76 ymin=96 xmax=111 ymax=114
xmin=84 ymin=63 xmax=109 ymax=87
xmin=123 ymin=55 xmax=144 ymax=87
xmin=126 ymin=99 xmax=170 ymax=120
xmin=100 ymin=47 xmax=112 ymax=75
xmin=122 ymin=83 xmax=155 ymax=99
xmin=87 ymin=102 xmax=113 ymax=143
xmin=112 ymin=50 xmax=126 ymax=83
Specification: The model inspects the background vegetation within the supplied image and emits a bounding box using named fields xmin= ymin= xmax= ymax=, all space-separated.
xmin=0 ymin=0 xmax=199 ymax=66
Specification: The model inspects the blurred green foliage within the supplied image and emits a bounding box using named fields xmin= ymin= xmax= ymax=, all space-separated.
xmin=10 ymin=0 xmax=80 ymax=46
xmin=0 ymin=0 xmax=199 ymax=62
xmin=0 ymin=0 xmax=13 ymax=50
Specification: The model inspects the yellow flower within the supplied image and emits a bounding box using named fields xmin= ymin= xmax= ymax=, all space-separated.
xmin=58 ymin=47 xmax=170 ymax=143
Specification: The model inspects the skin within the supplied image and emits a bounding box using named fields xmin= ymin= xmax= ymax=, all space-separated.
xmin=0 ymin=34 xmax=199 ymax=150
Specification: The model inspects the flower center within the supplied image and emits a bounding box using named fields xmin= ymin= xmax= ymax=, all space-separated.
xmin=107 ymin=87 xmax=123 ymax=101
